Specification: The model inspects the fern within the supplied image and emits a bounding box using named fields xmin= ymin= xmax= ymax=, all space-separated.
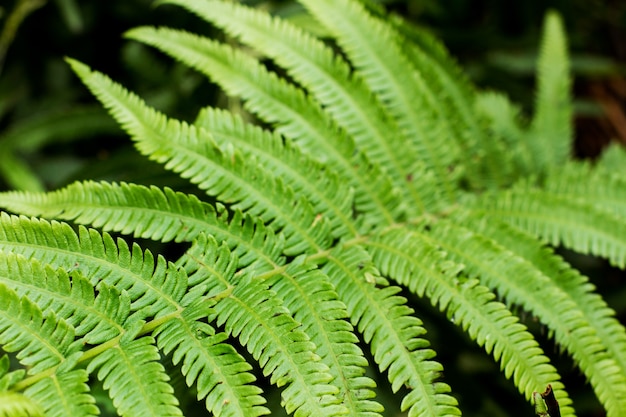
xmin=1 ymin=1 xmax=626 ymax=416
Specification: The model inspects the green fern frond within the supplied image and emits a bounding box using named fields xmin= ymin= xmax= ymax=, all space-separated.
xmin=544 ymin=162 xmax=626 ymax=218
xmin=67 ymin=59 xmax=332 ymax=255
xmin=0 ymin=213 xmax=185 ymax=317
xmin=0 ymin=180 xmax=285 ymax=271
xmin=459 ymin=216 xmax=626 ymax=416
xmin=124 ymin=26 xmax=404 ymax=227
xmin=158 ymin=0 xmax=436 ymax=212
xmin=298 ymin=0 xmax=459 ymax=201
xmin=0 ymin=391 xmax=43 ymax=417
xmin=215 ymin=275 xmax=345 ymax=416
xmin=323 ymin=245 xmax=462 ymax=417
xmin=270 ymin=261 xmax=383 ymax=416
xmin=192 ymin=107 xmax=358 ymax=239
xmin=391 ymin=21 xmax=512 ymax=189
xmin=433 ymin=216 xmax=626 ymax=415
xmin=87 ymin=336 xmax=182 ymax=417
xmin=469 ymin=184 xmax=626 ymax=267
xmin=0 ymin=283 xmax=79 ymax=375
xmin=0 ymin=284 xmax=98 ymax=417
xmin=598 ymin=143 xmax=626 ymax=171
xmin=529 ymin=10 xmax=572 ymax=171
xmin=365 ymin=228 xmax=574 ymax=415
xmin=0 ymin=254 xmax=125 ymax=344
xmin=475 ymin=91 xmax=532 ymax=179
xmin=23 ymin=369 xmax=97 ymax=417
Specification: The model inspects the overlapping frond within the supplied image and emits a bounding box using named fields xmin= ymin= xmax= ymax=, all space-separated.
xmin=323 ymin=245 xmax=461 ymax=417
xmin=214 ymin=274 xmax=345 ymax=416
xmin=0 ymin=391 xmax=43 ymax=417
xmin=24 ymin=369 xmax=97 ymax=417
xmin=158 ymin=0 xmax=437 ymax=212
xmin=0 ymin=180 xmax=285 ymax=270
xmin=87 ymin=336 xmax=182 ymax=417
xmin=125 ymin=25 xmax=404 ymax=227
xmin=544 ymin=162 xmax=626 ymax=218
xmin=365 ymin=228 xmax=575 ymax=415
xmin=455 ymin=216 xmax=626 ymax=417
xmin=67 ymin=59 xmax=332 ymax=254
xmin=468 ymin=184 xmax=626 ymax=268
xmin=0 ymin=283 xmax=96 ymax=417
xmin=298 ymin=0 xmax=459 ymax=202
xmin=269 ymin=261 xmax=383 ymax=416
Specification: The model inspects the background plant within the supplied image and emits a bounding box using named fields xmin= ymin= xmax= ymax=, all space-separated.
xmin=0 ymin=1 xmax=625 ymax=417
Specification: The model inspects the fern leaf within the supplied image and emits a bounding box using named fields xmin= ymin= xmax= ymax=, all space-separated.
xmin=191 ymin=107 xmax=358 ymax=239
xmin=125 ymin=25 xmax=403 ymax=227
xmin=268 ymin=260 xmax=383 ymax=416
xmin=392 ymin=22 xmax=512 ymax=189
xmin=0 ymin=391 xmax=43 ymax=417
xmin=0 ymin=217 xmax=267 ymax=416
xmin=456 ymin=216 xmax=626 ymax=417
xmin=529 ymin=10 xmax=572 ymax=170
xmin=544 ymin=162 xmax=626 ymax=219
xmin=323 ymin=245 xmax=461 ymax=417
xmin=298 ymin=0 xmax=459 ymax=201
xmin=184 ymin=244 xmax=345 ymax=415
xmin=87 ymin=336 xmax=182 ymax=417
xmin=24 ymin=369 xmax=98 ymax=417
xmin=158 ymin=0 xmax=435 ymax=212
xmin=0 ymin=180 xmax=285 ymax=271
xmin=67 ymin=59 xmax=332 ymax=254
xmin=365 ymin=229 xmax=574 ymax=416
xmin=0 ymin=253 xmax=127 ymax=345
xmin=212 ymin=274 xmax=346 ymax=416
xmin=0 ymin=283 xmax=79 ymax=375
xmin=159 ymin=237 xmax=269 ymax=417
xmin=0 ymin=213 xmax=185 ymax=317
xmin=475 ymin=91 xmax=532 ymax=179
xmin=0 ymin=284 xmax=99 ymax=417
xmin=469 ymin=184 xmax=626 ymax=267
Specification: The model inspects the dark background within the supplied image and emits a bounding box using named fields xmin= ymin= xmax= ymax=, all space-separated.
xmin=1 ymin=1 xmax=625 ymax=416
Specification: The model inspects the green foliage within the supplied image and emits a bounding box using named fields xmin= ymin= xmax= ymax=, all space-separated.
xmin=0 ymin=1 xmax=625 ymax=416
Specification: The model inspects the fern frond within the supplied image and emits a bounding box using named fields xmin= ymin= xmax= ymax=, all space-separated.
xmin=457 ymin=216 xmax=626 ymax=417
xmin=475 ymin=91 xmax=532 ymax=179
xmin=67 ymin=59 xmax=332 ymax=254
xmin=0 ymin=213 xmax=186 ymax=317
xmin=597 ymin=143 xmax=626 ymax=171
xmin=323 ymin=245 xmax=461 ymax=417
xmin=0 ymin=284 xmax=100 ymax=417
xmin=298 ymin=0 xmax=459 ymax=201
xmin=0 ymin=283 xmax=79 ymax=375
xmin=24 ymin=369 xmax=98 ymax=417
xmin=192 ymin=107 xmax=358 ymax=239
xmin=158 ymin=0 xmax=436 ymax=212
xmin=391 ymin=21 xmax=512 ymax=189
xmin=0 ymin=180 xmax=285 ymax=271
xmin=125 ymin=25 xmax=404 ymax=227
xmin=544 ymin=162 xmax=626 ymax=218
xmin=0 ymin=391 xmax=43 ymax=417
xmin=529 ymin=10 xmax=572 ymax=170
xmin=468 ymin=184 xmax=626 ymax=267
xmin=269 ymin=261 xmax=383 ymax=416
xmin=431 ymin=217 xmax=626 ymax=416
xmin=87 ymin=336 xmax=182 ymax=417
xmin=0 ymin=217 xmax=267 ymax=416
xmin=365 ymin=228 xmax=574 ymax=415
xmin=181 ymin=238 xmax=350 ymax=416
xmin=214 ymin=275 xmax=345 ymax=416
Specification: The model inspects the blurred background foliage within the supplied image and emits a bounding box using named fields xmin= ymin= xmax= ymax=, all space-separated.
xmin=0 ymin=0 xmax=625 ymax=416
